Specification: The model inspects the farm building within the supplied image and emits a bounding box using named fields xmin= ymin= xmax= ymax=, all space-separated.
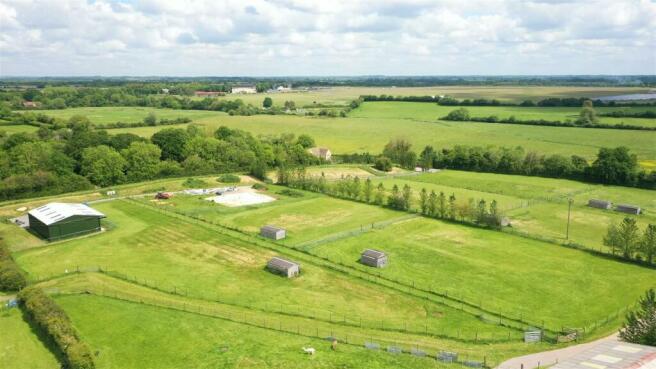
xmin=615 ymin=204 xmax=641 ymax=215
xmin=308 ymin=147 xmax=332 ymax=161
xmin=360 ymin=249 xmax=388 ymax=268
xmin=260 ymin=225 xmax=286 ymax=240
xmin=28 ymin=203 xmax=105 ymax=241
xmin=266 ymin=257 xmax=300 ymax=278
xmin=231 ymin=86 xmax=257 ymax=94
xmin=588 ymin=199 xmax=612 ymax=209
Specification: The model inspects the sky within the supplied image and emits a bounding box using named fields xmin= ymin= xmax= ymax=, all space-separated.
xmin=0 ymin=0 xmax=655 ymax=76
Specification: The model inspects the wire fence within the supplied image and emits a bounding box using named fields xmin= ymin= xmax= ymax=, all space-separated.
xmin=121 ymin=197 xmax=638 ymax=340
xmin=31 ymin=267 xmax=524 ymax=344
xmin=48 ymin=288 xmax=494 ymax=368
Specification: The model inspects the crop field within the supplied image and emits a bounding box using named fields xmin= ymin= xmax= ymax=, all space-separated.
xmin=28 ymin=107 xmax=226 ymax=125
xmin=109 ymin=107 xmax=656 ymax=163
xmin=210 ymin=86 xmax=652 ymax=107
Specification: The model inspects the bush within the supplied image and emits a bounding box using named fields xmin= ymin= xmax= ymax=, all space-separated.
xmin=252 ymin=183 xmax=268 ymax=190
xmin=278 ymin=189 xmax=304 ymax=197
xmin=217 ymin=174 xmax=241 ymax=183
xmin=182 ymin=177 xmax=208 ymax=188
xmin=19 ymin=287 xmax=95 ymax=369
xmin=374 ymin=156 xmax=393 ymax=172
xmin=443 ymin=108 xmax=470 ymax=121
xmin=0 ymin=240 xmax=27 ymax=291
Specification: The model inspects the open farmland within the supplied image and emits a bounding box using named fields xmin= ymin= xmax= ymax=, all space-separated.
xmin=109 ymin=111 xmax=656 ymax=163
xmin=208 ymin=86 xmax=653 ymax=107
xmin=0 ymin=124 xmax=39 ymax=134
xmin=28 ymin=107 xmax=226 ymax=125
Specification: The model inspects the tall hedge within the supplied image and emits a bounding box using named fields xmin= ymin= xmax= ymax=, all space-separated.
xmin=18 ymin=287 xmax=95 ymax=369
xmin=0 ymin=238 xmax=27 ymax=291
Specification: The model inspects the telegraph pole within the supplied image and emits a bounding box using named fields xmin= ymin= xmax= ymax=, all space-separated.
xmin=566 ymin=198 xmax=573 ymax=240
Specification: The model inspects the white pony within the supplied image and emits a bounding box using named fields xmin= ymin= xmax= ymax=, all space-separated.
xmin=302 ymin=347 xmax=315 ymax=355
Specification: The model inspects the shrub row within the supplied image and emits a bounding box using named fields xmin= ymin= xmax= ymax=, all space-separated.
xmin=599 ymin=111 xmax=656 ymax=119
xmin=95 ymin=117 xmax=192 ymax=129
xmin=360 ymin=95 xmax=656 ymax=107
xmin=441 ymin=114 xmax=656 ymax=131
xmin=0 ymin=238 xmax=27 ymax=291
xmin=18 ymin=287 xmax=95 ymax=369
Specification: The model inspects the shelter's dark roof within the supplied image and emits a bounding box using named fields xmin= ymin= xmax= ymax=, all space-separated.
xmin=362 ymin=249 xmax=386 ymax=259
xmin=617 ymin=204 xmax=641 ymax=210
xmin=267 ymin=257 xmax=299 ymax=270
xmin=261 ymin=225 xmax=285 ymax=232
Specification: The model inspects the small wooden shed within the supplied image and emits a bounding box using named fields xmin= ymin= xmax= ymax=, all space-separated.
xmin=360 ymin=249 xmax=388 ymax=268
xmin=260 ymin=225 xmax=286 ymax=240
xmin=266 ymin=257 xmax=300 ymax=278
xmin=588 ymin=199 xmax=612 ymax=210
xmin=615 ymin=204 xmax=641 ymax=215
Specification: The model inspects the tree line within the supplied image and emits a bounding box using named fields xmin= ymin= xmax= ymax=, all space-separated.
xmin=604 ymin=218 xmax=656 ymax=265
xmin=441 ymin=105 xmax=656 ymax=131
xmin=360 ymin=94 xmax=656 ymax=107
xmin=0 ymin=114 xmax=323 ymax=200
xmin=370 ymin=139 xmax=655 ymax=189
xmin=280 ymin=168 xmax=506 ymax=229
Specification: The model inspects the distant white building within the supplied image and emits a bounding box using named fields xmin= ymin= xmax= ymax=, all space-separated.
xmin=276 ymin=85 xmax=292 ymax=92
xmin=232 ymin=86 xmax=257 ymax=94
xmin=161 ymin=88 xmax=169 ymax=94
xmin=308 ymin=147 xmax=332 ymax=161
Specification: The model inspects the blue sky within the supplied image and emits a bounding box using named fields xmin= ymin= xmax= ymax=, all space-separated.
xmin=0 ymin=0 xmax=654 ymax=76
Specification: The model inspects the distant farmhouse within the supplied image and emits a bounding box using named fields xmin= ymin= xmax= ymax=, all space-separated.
xmin=194 ymin=91 xmax=224 ymax=97
xmin=360 ymin=249 xmax=388 ymax=268
xmin=266 ymin=257 xmax=300 ymax=278
xmin=28 ymin=203 xmax=105 ymax=241
xmin=231 ymin=86 xmax=257 ymax=94
xmin=275 ymin=85 xmax=292 ymax=92
xmin=615 ymin=204 xmax=641 ymax=215
xmin=22 ymin=101 xmax=39 ymax=108
xmin=588 ymin=199 xmax=612 ymax=210
xmin=308 ymin=147 xmax=332 ymax=161
xmin=260 ymin=225 xmax=286 ymax=240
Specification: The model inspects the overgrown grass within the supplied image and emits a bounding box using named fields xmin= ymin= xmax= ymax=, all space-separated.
xmin=310 ymin=217 xmax=656 ymax=331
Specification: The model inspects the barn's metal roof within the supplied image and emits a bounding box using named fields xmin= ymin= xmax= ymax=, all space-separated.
xmin=362 ymin=249 xmax=386 ymax=259
xmin=267 ymin=257 xmax=299 ymax=271
xmin=617 ymin=204 xmax=641 ymax=210
xmin=28 ymin=203 xmax=105 ymax=226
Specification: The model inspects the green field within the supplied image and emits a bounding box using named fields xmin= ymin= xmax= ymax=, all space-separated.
xmin=108 ymin=105 xmax=656 ymax=162
xmin=310 ymin=216 xmax=656 ymax=329
xmin=0 ymin=124 xmax=39 ymax=134
xmin=54 ymin=294 xmax=466 ymax=369
xmin=370 ymin=170 xmax=656 ymax=252
xmin=28 ymin=107 xmax=226 ymax=125
xmin=351 ymin=102 xmax=656 ymax=127
xmin=0 ymin=306 xmax=60 ymax=369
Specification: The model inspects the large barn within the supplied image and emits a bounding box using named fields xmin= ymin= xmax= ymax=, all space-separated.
xmin=260 ymin=225 xmax=286 ymax=240
xmin=28 ymin=203 xmax=105 ymax=241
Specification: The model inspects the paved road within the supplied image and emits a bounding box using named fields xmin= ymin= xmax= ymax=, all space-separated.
xmin=497 ymin=333 xmax=619 ymax=369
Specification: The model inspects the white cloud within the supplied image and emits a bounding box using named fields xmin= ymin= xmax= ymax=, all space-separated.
xmin=0 ymin=0 xmax=654 ymax=76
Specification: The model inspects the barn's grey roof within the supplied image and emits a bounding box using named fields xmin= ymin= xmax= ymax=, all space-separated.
xmin=362 ymin=249 xmax=386 ymax=259
xmin=28 ymin=203 xmax=105 ymax=226
xmin=267 ymin=257 xmax=299 ymax=270
xmin=589 ymin=199 xmax=612 ymax=206
xmin=261 ymin=225 xmax=285 ymax=232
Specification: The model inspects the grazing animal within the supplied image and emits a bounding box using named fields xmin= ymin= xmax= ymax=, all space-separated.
xmin=302 ymin=347 xmax=315 ymax=355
